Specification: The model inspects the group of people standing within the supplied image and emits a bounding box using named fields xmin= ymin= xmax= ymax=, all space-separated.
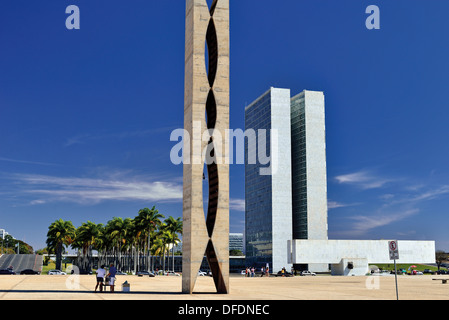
xmin=95 ymin=263 xmax=117 ymax=293
xmin=244 ymin=266 xmax=270 ymax=277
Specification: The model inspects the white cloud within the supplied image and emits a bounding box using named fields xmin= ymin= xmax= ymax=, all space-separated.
xmin=30 ymin=199 xmax=46 ymax=205
xmin=410 ymin=185 xmax=449 ymax=202
xmin=64 ymin=127 xmax=178 ymax=147
xmin=381 ymin=185 xmax=449 ymax=207
xmin=229 ymin=199 xmax=245 ymax=212
xmin=332 ymin=182 xmax=449 ymax=238
xmin=11 ymin=172 xmax=183 ymax=205
xmin=348 ymin=209 xmax=420 ymax=236
xmin=379 ymin=194 xmax=395 ymax=201
xmin=335 ymin=170 xmax=393 ymax=190
xmin=7 ymin=171 xmax=250 ymax=212
xmin=0 ymin=156 xmax=59 ymax=167
xmin=328 ymin=200 xmax=361 ymax=210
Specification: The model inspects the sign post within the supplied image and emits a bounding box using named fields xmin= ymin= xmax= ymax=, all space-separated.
xmin=389 ymin=241 xmax=399 ymax=300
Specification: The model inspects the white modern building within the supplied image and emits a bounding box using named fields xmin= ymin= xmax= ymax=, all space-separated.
xmin=0 ymin=229 xmax=8 ymax=239
xmin=245 ymin=87 xmax=436 ymax=275
xmin=289 ymin=240 xmax=436 ymax=276
xmin=245 ymin=87 xmax=293 ymax=273
xmin=291 ymin=91 xmax=328 ymax=241
xmin=291 ymin=90 xmax=329 ymax=272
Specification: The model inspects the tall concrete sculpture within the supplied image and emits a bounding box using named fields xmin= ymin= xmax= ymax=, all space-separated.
xmin=182 ymin=0 xmax=230 ymax=294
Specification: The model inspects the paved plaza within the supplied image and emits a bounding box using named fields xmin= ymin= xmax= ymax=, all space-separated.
xmin=0 ymin=274 xmax=448 ymax=300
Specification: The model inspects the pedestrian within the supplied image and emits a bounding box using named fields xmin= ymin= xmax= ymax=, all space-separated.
xmin=251 ymin=267 xmax=255 ymax=277
xmin=95 ymin=265 xmax=106 ymax=292
xmin=107 ymin=263 xmax=117 ymax=293
xmin=265 ymin=266 xmax=269 ymax=277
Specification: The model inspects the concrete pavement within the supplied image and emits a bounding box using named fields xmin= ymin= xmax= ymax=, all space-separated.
xmin=0 ymin=274 xmax=448 ymax=300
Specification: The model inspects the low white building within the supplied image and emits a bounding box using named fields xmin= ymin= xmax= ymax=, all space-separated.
xmin=0 ymin=229 xmax=9 ymax=240
xmin=288 ymin=239 xmax=436 ymax=276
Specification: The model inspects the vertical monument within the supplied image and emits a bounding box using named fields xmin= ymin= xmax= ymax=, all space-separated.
xmin=182 ymin=0 xmax=230 ymax=294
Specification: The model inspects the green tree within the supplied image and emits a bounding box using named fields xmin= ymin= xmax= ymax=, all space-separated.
xmin=134 ymin=207 xmax=164 ymax=272
xmin=117 ymin=217 xmax=134 ymax=271
xmin=73 ymin=221 xmax=103 ymax=273
xmin=165 ymin=216 xmax=183 ymax=272
xmin=46 ymin=219 xmax=76 ymax=270
xmin=106 ymin=217 xmax=126 ymax=269
xmin=151 ymin=237 xmax=164 ymax=272
xmin=156 ymin=224 xmax=171 ymax=272
xmin=436 ymin=250 xmax=447 ymax=271
xmin=230 ymin=249 xmax=244 ymax=257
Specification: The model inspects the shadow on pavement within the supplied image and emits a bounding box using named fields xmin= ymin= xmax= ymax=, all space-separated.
xmin=0 ymin=289 xmax=187 ymax=295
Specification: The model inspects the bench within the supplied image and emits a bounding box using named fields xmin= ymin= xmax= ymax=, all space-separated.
xmin=433 ymin=279 xmax=449 ymax=284
xmin=103 ymin=277 xmax=114 ymax=287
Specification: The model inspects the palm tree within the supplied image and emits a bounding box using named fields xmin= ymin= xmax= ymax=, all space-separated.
xmin=96 ymin=224 xmax=111 ymax=269
xmin=151 ymin=237 xmax=164 ymax=273
xmin=46 ymin=219 xmax=76 ymax=271
xmin=73 ymin=221 xmax=103 ymax=273
xmin=128 ymin=219 xmax=145 ymax=274
xmin=156 ymin=225 xmax=171 ymax=272
xmin=120 ymin=218 xmax=134 ymax=272
xmin=104 ymin=217 xmax=136 ymax=271
xmin=105 ymin=217 xmax=128 ymax=269
xmin=165 ymin=216 xmax=183 ymax=272
xmin=134 ymin=207 xmax=164 ymax=272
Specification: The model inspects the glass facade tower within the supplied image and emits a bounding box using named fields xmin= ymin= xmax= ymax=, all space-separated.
xmin=291 ymin=92 xmax=308 ymax=240
xmin=291 ymin=91 xmax=328 ymax=243
xmin=245 ymin=88 xmax=329 ymax=273
xmin=245 ymin=90 xmax=273 ymax=268
xmin=245 ymin=88 xmax=293 ymax=272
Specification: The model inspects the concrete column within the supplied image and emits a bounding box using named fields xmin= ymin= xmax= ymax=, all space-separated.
xmin=182 ymin=0 xmax=230 ymax=294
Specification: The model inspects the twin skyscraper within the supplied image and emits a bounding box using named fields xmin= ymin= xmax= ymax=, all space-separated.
xmin=245 ymin=88 xmax=329 ymax=273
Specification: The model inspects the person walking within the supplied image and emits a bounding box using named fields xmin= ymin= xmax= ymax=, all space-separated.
xmin=95 ymin=265 xmax=107 ymax=292
xmin=107 ymin=263 xmax=117 ymax=293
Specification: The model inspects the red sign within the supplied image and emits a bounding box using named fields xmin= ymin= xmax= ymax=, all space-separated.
xmin=389 ymin=241 xmax=399 ymax=260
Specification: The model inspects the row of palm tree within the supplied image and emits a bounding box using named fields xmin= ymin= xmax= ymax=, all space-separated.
xmin=46 ymin=207 xmax=182 ymax=274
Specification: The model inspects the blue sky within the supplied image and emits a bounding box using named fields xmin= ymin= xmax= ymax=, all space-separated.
xmin=1 ymin=0 xmax=449 ymax=251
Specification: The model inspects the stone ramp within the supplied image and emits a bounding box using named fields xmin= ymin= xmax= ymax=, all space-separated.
xmin=0 ymin=254 xmax=15 ymax=269
xmin=0 ymin=254 xmax=43 ymax=272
